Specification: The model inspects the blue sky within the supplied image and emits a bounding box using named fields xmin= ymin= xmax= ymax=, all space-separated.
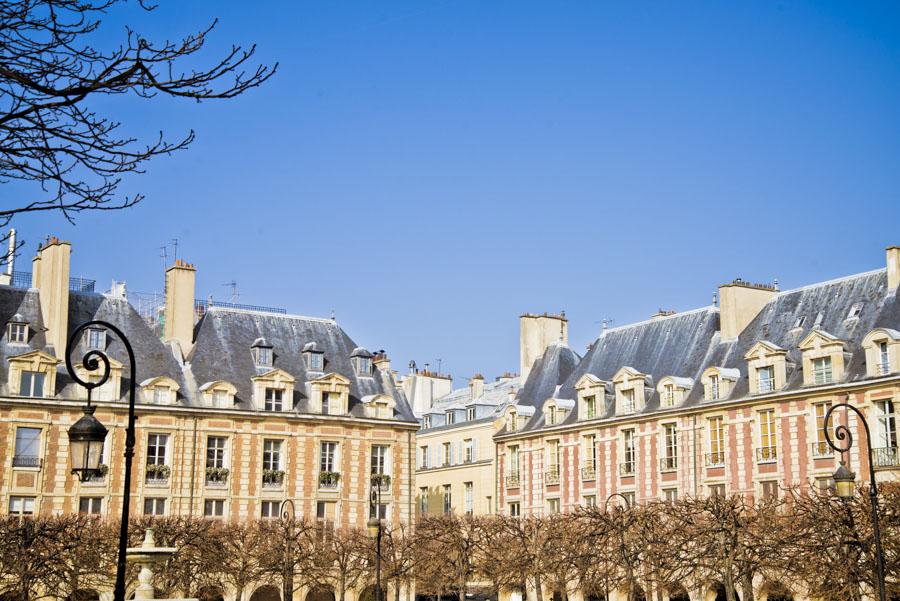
xmin=7 ymin=1 xmax=900 ymax=384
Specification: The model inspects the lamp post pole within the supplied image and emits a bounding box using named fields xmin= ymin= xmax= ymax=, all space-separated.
xmin=281 ymin=499 xmax=296 ymax=601
xmin=823 ymin=402 xmax=887 ymax=601
xmin=65 ymin=320 xmax=138 ymax=601
xmin=369 ymin=480 xmax=383 ymax=601
xmin=604 ymin=493 xmax=633 ymax=601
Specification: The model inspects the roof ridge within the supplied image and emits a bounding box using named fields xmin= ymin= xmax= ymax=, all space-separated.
xmin=775 ymin=267 xmax=886 ymax=295
xmin=601 ymin=305 xmax=719 ymax=335
xmin=207 ymin=306 xmax=335 ymax=323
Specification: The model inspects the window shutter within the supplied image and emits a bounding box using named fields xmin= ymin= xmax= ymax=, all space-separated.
xmin=472 ymin=439 xmax=478 ymax=462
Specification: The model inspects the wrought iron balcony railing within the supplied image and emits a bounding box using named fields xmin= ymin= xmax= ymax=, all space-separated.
xmin=705 ymin=452 xmax=726 ymax=467
xmin=506 ymin=473 xmax=521 ymax=488
xmin=756 ymin=446 xmax=777 ymax=463
xmin=544 ymin=466 xmax=560 ymax=485
xmin=619 ymin=461 xmax=635 ymax=476
xmin=659 ymin=456 xmax=678 ymax=472
xmin=12 ymin=455 xmax=41 ymax=468
xmin=872 ymin=446 xmax=899 ymax=468
xmin=581 ymin=461 xmax=596 ymax=480
xmin=810 ymin=441 xmax=833 ymax=458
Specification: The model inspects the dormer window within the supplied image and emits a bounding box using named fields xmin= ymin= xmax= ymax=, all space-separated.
xmin=613 ymin=367 xmax=648 ymax=415
xmin=446 ymin=411 xmax=455 ymax=425
xmin=140 ymin=376 xmax=180 ymax=405
xmin=303 ymin=342 xmax=324 ymax=371
xmin=757 ymin=366 xmax=775 ymax=393
xmin=662 ymin=384 xmax=675 ymax=407
xmin=709 ymin=375 xmax=719 ymax=400
xmin=265 ymin=388 xmax=283 ymax=411
xmin=576 ymin=374 xmax=606 ymax=421
xmin=508 ymin=411 xmax=517 ymax=431
xmin=847 ymin=302 xmax=863 ymax=320
xmin=85 ymin=328 xmax=106 ymax=350
xmin=199 ymin=381 xmax=237 ymax=408
xmin=19 ymin=370 xmax=45 ymax=397
xmin=862 ymin=329 xmax=900 ymax=377
xmin=7 ymin=316 xmax=28 ymax=344
xmin=251 ymin=338 xmax=273 ymax=367
xmin=702 ymin=367 xmax=739 ymax=401
xmin=622 ymin=389 xmax=635 ymax=413
xmin=585 ymin=396 xmax=596 ymax=419
xmin=467 ymin=407 xmax=476 ymax=421
xmin=351 ymin=348 xmax=375 ymax=376
xmin=423 ymin=415 xmax=431 ymax=429
xmin=213 ymin=389 xmax=228 ymax=407
xmin=546 ymin=408 xmax=556 ymax=426
xmin=812 ymin=357 xmax=833 ymax=385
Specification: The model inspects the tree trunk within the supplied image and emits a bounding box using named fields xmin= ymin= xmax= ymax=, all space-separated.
xmin=533 ymin=573 xmax=544 ymax=601
xmin=740 ymin=573 xmax=753 ymax=601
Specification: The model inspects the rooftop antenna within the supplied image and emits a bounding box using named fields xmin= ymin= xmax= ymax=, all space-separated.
xmin=330 ymin=308 xmax=336 ymax=321
xmin=712 ymin=291 xmax=718 ymax=307
xmin=171 ymin=238 xmax=179 ymax=262
xmin=222 ymin=280 xmax=238 ymax=303
xmin=424 ymin=362 xmax=430 ymax=374
xmin=436 ymin=358 xmax=443 ymax=375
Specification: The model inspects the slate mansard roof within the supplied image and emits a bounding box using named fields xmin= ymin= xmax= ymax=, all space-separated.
xmin=507 ymin=267 xmax=900 ymax=435
xmin=0 ymin=286 xmax=416 ymax=422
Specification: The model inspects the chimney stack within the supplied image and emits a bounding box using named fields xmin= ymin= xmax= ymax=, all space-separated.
xmin=520 ymin=312 xmax=568 ymax=381
xmin=0 ymin=228 xmax=16 ymax=286
xmin=887 ymin=246 xmax=900 ymax=291
xmin=373 ymin=350 xmax=391 ymax=373
xmin=717 ymin=279 xmax=777 ymax=341
xmin=469 ymin=374 xmax=485 ymax=401
xmin=164 ymin=259 xmax=196 ymax=359
xmin=32 ymin=237 xmax=71 ymax=357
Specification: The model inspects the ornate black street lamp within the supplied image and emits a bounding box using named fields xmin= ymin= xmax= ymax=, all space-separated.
xmin=65 ymin=320 xmax=137 ymax=601
xmin=823 ymin=402 xmax=887 ymax=601
xmin=367 ymin=478 xmax=384 ymax=601
xmin=281 ymin=499 xmax=296 ymax=601
xmin=604 ymin=493 xmax=634 ymax=601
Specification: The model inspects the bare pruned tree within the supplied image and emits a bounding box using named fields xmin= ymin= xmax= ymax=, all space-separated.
xmin=0 ymin=0 xmax=276 ymax=231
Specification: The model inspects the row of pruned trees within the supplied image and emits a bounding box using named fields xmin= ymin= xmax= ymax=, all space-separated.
xmin=0 ymin=484 xmax=897 ymax=601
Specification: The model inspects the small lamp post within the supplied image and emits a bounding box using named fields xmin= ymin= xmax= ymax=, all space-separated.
xmin=368 ymin=480 xmax=384 ymax=601
xmin=281 ymin=499 xmax=296 ymax=601
xmin=68 ymin=405 xmax=108 ymax=481
xmin=823 ymin=402 xmax=887 ymax=601
xmin=65 ymin=320 xmax=138 ymax=601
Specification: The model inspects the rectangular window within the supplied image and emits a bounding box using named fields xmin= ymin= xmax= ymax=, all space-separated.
xmin=547 ymin=498 xmax=560 ymax=514
xmin=265 ymin=388 xmax=283 ymax=411
xmin=622 ymin=491 xmax=636 ymax=507
xmin=322 ymin=392 xmax=333 ymax=415
xmin=307 ymin=352 xmax=324 ymax=371
xmin=423 ymin=415 xmax=431 ymax=429
xmin=317 ymin=500 xmax=337 ymax=522
xmin=757 ymin=366 xmax=775 ymax=393
xmin=464 ymin=438 xmax=474 ymax=463
xmin=442 ymin=442 xmax=451 ymax=466
xmin=583 ymin=495 xmax=596 ymax=508
xmin=262 ymin=439 xmax=282 ymax=471
xmin=508 ymin=445 xmax=520 ymax=477
xmin=585 ymin=396 xmax=596 ymax=419
xmin=874 ymin=400 xmax=897 ymax=468
xmin=213 ymin=389 xmax=228 ymax=408
xmin=546 ymin=408 xmax=555 ymax=426
xmin=662 ymin=384 xmax=675 ymax=407
xmin=812 ymin=357 xmax=833 ymax=385
xmin=261 ymin=500 xmax=280 ymax=519
xmin=664 ymin=488 xmax=678 ymax=503
xmin=467 ymin=407 xmax=476 ymax=421
xmin=709 ymin=484 xmax=726 ymax=497
xmin=419 ymin=488 xmax=428 ymax=515
xmin=662 ymin=423 xmax=677 ymax=470
xmin=204 ymin=499 xmax=225 ymax=517
xmin=547 ymin=439 xmax=560 ymax=475
xmin=86 ymin=328 xmax=105 ymax=350
xmin=815 ymin=477 xmax=835 ymax=492
xmin=8 ymin=496 xmax=35 ymax=516
xmin=420 ymin=445 xmax=430 ymax=469
xmin=371 ymin=445 xmax=389 ymax=478
xmin=879 ymin=342 xmax=890 ymax=375
xmin=709 ymin=374 xmax=720 ymax=400
xmin=369 ymin=503 xmax=387 ymax=520
xmin=443 ymin=484 xmax=452 ymax=514
xmin=812 ymin=403 xmax=832 ymax=457
xmin=143 ymin=498 xmax=166 ymax=516
xmin=622 ymin=429 xmax=635 ymax=474
xmin=152 ymin=386 xmax=169 ymax=404
xmin=622 ymin=389 xmax=635 ymax=413
xmin=464 ymin=482 xmax=474 ymax=515
xmin=146 ymin=434 xmax=168 ymax=465
xmin=509 ymin=502 xmax=520 ymax=517
xmin=206 ymin=436 xmax=227 ymax=469
xmin=761 ymin=480 xmax=778 ymax=500
xmin=446 ymin=412 xmax=455 ymax=425
xmin=13 ymin=427 xmax=41 ymax=467
xmin=8 ymin=323 xmax=27 ymax=343
xmin=320 ymin=442 xmax=337 ymax=473
xmin=708 ymin=416 xmax=725 ymax=466
xmin=582 ymin=434 xmax=597 ymax=477
xmin=758 ymin=409 xmax=777 ymax=462
xmin=18 ymin=370 xmax=45 ymax=397
xmin=79 ymin=497 xmax=102 ymax=515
